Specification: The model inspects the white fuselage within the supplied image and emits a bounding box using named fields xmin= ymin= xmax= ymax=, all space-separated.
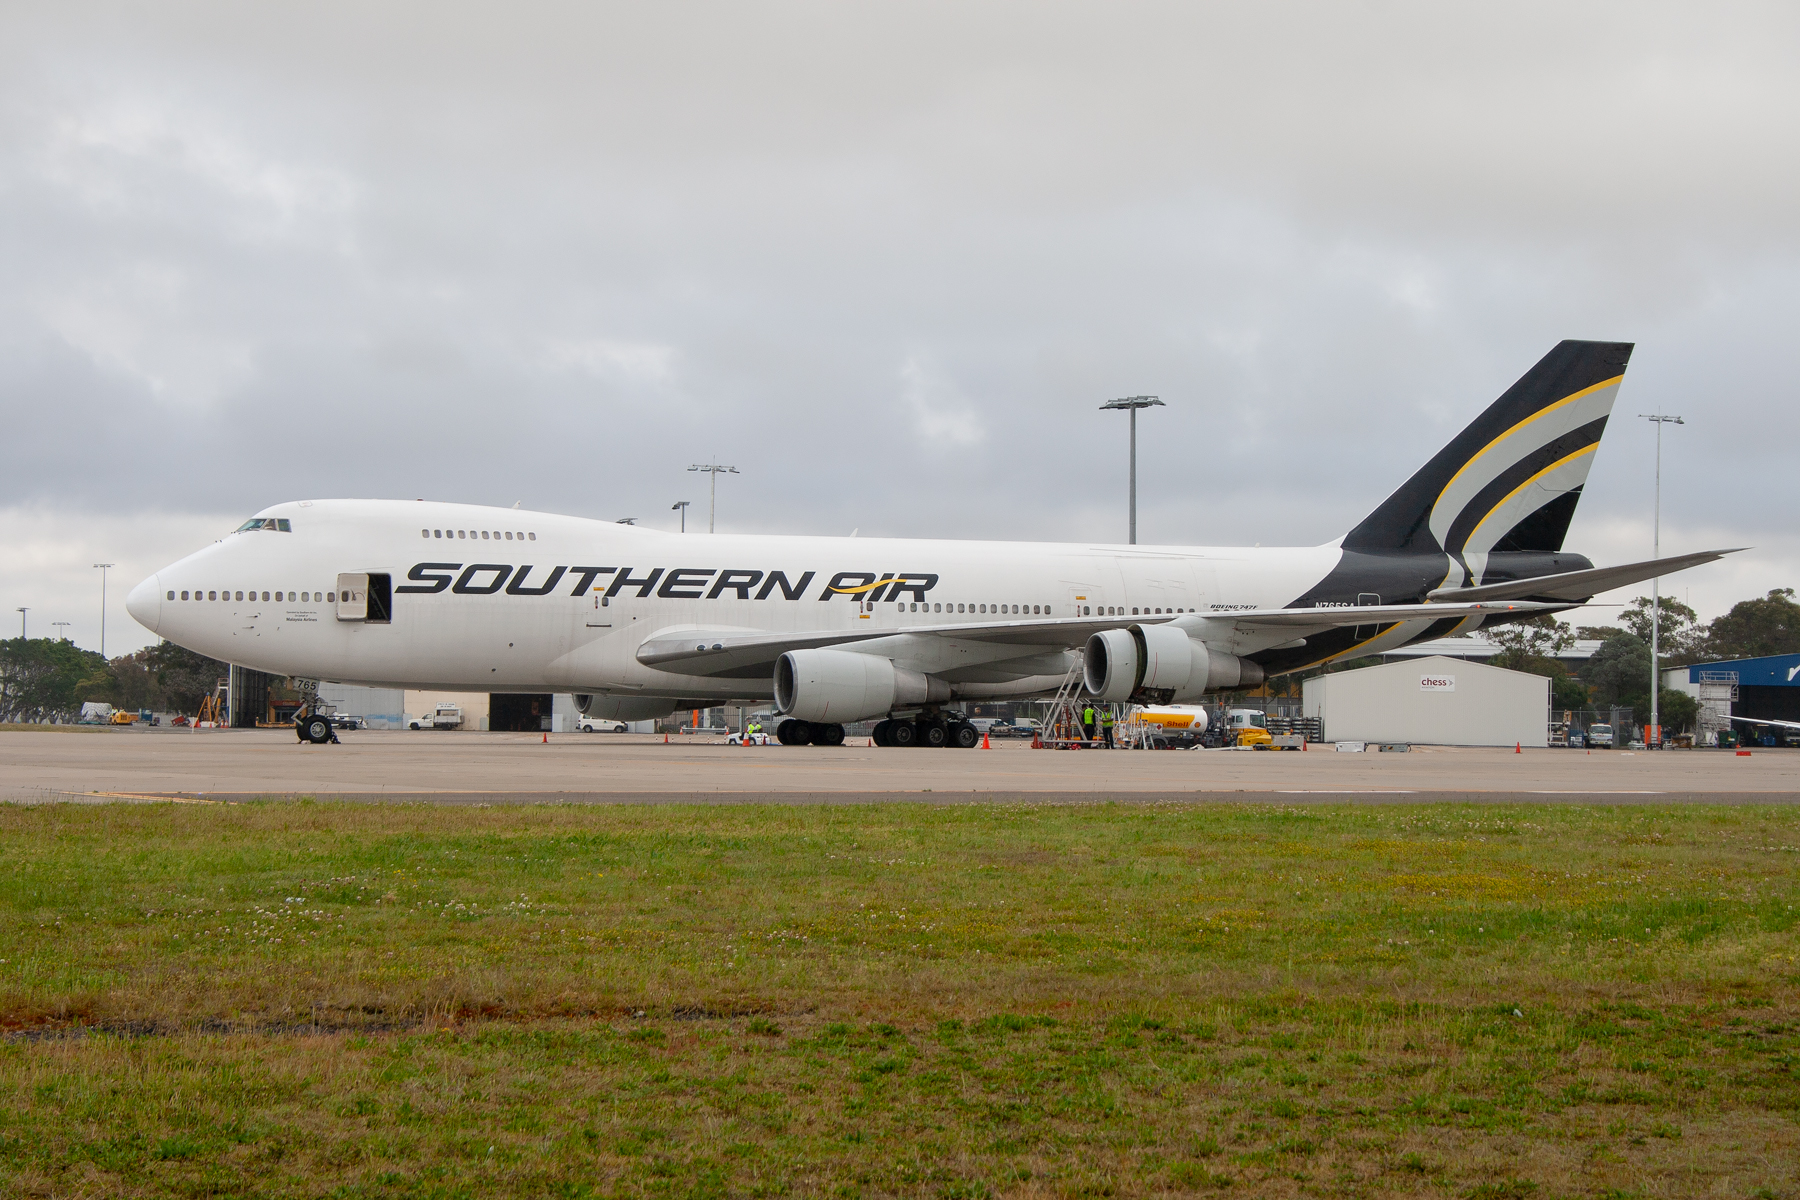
xmin=127 ymin=499 xmax=1344 ymax=703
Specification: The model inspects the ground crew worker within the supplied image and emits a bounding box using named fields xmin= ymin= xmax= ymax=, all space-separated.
xmin=1101 ymin=708 xmax=1116 ymax=749
xmin=1082 ymin=703 xmax=1097 ymax=742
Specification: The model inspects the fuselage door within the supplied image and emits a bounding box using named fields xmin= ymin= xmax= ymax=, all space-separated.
xmin=1354 ymin=592 xmax=1381 ymax=641
xmin=337 ymin=573 xmax=369 ymax=621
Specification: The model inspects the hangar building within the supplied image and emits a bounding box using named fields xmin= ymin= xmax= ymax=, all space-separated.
xmin=1665 ymin=653 xmax=1800 ymax=743
xmin=1302 ymin=654 xmax=1549 ymax=747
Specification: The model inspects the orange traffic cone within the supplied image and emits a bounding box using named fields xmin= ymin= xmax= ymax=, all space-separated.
xmin=1515 ymin=741 xmax=1521 ymax=754
xmin=663 ymin=732 xmax=669 ymax=744
xmin=981 ymin=730 xmax=991 ymax=749
xmin=542 ymin=731 xmax=548 ymax=744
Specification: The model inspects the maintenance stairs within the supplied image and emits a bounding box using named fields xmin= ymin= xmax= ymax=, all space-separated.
xmin=1034 ymin=660 xmax=1147 ymax=749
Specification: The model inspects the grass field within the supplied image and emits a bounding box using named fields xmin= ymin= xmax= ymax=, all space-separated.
xmin=0 ymin=800 xmax=1796 ymax=1199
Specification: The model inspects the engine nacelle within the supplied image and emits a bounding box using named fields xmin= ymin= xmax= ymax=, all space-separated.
xmin=773 ymin=648 xmax=949 ymax=723
xmin=574 ymin=695 xmax=679 ymax=722
xmin=1083 ymin=629 xmax=1139 ymax=701
xmin=1081 ymin=625 xmax=1265 ymax=703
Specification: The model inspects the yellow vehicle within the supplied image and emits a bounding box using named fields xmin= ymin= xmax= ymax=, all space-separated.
xmin=109 ymin=709 xmax=136 ymax=725
xmin=1227 ymin=708 xmax=1273 ymax=747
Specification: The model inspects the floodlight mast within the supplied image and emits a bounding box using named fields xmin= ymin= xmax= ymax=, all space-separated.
xmin=93 ymin=564 xmax=114 ymax=660
xmin=15 ymin=607 xmax=25 ymax=639
xmin=1099 ymin=396 xmax=1164 ymax=544
xmin=671 ymin=500 xmax=691 ymax=533
xmin=1639 ymin=412 xmax=1684 ymax=747
xmin=688 ymin=463 xmax=739 ymax=533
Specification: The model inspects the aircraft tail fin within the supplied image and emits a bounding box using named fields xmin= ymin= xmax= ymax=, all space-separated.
xmin=1343 ymin=340 xmax=1632 ymax=566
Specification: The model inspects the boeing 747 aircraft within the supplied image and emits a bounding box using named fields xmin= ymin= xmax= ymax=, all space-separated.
xmin=127 ymin=340 xmax=1733 ymax=747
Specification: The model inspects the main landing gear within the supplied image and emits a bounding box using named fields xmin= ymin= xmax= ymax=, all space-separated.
xmin=871 ymin=714 xmax=979 ymax=749
xmin=775 ymin=719 xmax=847 ymax=746
xmin=773 ymin=713 xmax=980 ymax=748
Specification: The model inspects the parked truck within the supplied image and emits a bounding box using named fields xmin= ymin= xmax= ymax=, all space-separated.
xmin=1225 ymin=708 xmax=1273 ymax=748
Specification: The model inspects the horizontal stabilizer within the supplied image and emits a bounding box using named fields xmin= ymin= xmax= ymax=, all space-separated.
xmin=1425 ymin=548 xmax=1742 ymax=604
xmin=1731 ymin=715 xmax=1800 ymax=732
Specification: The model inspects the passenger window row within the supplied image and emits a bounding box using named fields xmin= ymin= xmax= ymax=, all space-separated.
xmin=423 ymin=529 xmax=535 ymax=541
xmin=167 ymin=590 xmax=336 ymax=603
xmin=887 ymin=602 xmax=1196 ymax=617
xmin=900 ymin=602 xmax=1046 ymax=614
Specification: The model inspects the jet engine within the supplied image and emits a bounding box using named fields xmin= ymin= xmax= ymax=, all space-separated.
xmin=574 ymin=695 xmax=679 ymax=723
xmin=1082 ymin=625 xmax=1264 ymax=703
xmin=773 ymin=648 xmax=949 ymax=723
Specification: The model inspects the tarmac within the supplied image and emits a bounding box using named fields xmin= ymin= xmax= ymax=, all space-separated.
xmin=2 ymin=726 xmax=1795 ymax=804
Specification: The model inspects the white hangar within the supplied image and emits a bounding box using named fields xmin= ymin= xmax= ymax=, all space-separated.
xmin=1301 ymin=655 xmax=1549 ymax=748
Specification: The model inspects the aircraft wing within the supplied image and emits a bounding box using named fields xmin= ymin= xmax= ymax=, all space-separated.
xmin=635 ymin=599 xmax=1567 ymax=676
xmin=1730 ymin=715 xmax=1800 ymax=731
xmin=1426 ymin=549 xmax=1743 ymax=604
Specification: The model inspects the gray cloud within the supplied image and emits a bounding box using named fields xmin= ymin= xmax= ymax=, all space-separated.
xmin=3 ymin=1 xmax=1796 ymax=652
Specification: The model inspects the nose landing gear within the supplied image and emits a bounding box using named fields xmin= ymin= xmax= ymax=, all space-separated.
xmin=290 ymin=679 xmax=340 ymax=745
xmin=296 ymin=711 xmax=339 ymax=745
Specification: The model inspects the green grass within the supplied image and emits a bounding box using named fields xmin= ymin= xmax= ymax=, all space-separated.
xmin=1 ymin=800 xmax=1796 ymax=1197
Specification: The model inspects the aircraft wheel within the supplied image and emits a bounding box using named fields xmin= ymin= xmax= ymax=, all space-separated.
xmin=920 ymin=721 xmax=949 ymax=749
xmin=889 ymin=720 xmax=917 ymax=747
xmin=950 ymin=722 xmax=979 ymax=749
xmin=776 ymin=719 xmax=808 ymax=745
xmin=872 ymin=719 xmax=894 ymax=746
xmin=302 ymin=717 xmax=334 ymax=745
xmin=812 ymin=723 xmax=845 ymax=746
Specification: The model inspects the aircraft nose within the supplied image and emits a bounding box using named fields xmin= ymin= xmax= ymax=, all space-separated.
xmin=126 ymin=574 xmax=163 ymax=634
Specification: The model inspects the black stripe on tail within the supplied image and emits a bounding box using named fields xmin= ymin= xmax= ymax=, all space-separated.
xmin=1343 ymin=340 xmax=1632 ymax=556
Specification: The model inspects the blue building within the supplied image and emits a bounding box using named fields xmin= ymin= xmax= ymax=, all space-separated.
xmin=1669 ymin=653 xmax=1800 ymax=742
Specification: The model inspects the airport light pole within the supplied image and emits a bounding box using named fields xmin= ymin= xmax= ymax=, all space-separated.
xmin=688 ymin=463 xmax=738 ymax=534
xmin=1099 ymin=396 xmax=1164 ymax=544
xmin=93 ymin=563 xmax=114 ymax=660
xmin=15 ymin=608 xmax=25 ymax=639
xmin=672 ymin=500 xmax=691 ymax=532
xmin=1638 ymin=412 xmax=1683 ymax=748
xmin=52 ymin=621 xmax=70 ymax=642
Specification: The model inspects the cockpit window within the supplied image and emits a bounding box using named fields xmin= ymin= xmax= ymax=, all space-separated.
xmin=236 ymin=518 xmax=292 ymax=533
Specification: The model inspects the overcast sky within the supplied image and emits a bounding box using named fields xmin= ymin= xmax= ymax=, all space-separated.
xmin=3 ymin=2 xmax=1796 ymax=655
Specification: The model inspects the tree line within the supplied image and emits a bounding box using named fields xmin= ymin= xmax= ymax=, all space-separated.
xmin=0 ymin=638 xmax=230 ymax=724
